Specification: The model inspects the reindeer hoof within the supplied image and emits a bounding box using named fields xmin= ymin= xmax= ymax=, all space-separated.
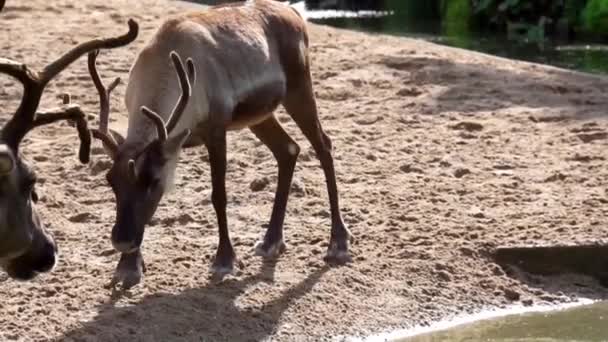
xmin=324 ymin=243 xmax=352 ymax=265
xmin=254 ymin=240 xmax=286 ymax=258
xmin=210 ymin=254 xmax=237 ymax=277
xmin=108 ymin=251 xmax=145 ymax=290
xmin=324 ymin=228 xmax=354 ymax=265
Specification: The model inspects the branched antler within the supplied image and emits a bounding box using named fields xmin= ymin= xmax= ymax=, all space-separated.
xmin=139 ymin=51 xmax=196 ymax=142
xmin=33 ymin=102 xmax=92 ymax=163
xmin=0 ymin=19 xmax=139 ymax=162
xmin=88 ymin=50 xmax=121 ymax=159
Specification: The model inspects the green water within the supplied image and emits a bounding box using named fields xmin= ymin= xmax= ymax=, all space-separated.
xmin=399 ymin=302 xmax=608 ymax=342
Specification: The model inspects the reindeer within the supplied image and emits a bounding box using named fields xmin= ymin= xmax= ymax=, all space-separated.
xmin=90 ymin=0 xmax=353 ymax=287
xmin=0 ymin=19 xmax=138 ymax=280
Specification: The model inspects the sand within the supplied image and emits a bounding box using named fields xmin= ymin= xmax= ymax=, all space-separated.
xmin=1 ymin=0 xmax=608 ymax=341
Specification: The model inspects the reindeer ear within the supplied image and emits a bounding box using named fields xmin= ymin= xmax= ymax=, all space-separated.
xmin=0 ymin=145 xmax=15 ymax=175
xmin=162 ymin=129 xmax=191 ymax=157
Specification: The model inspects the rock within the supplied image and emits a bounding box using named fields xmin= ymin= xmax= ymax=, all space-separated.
xmin=250 ymin=177 xmax=270 ymax=192
xmin=396 ymin=87 xmax=423 ymax=97
xmin=454 ymin=168 xmax=471 ymax=178
xmin=491 ymin=264 xmax=505 ymax=276
xmin=504 ymin=288 xmax=521 ymax=301
xmin=470 ymin=211 xmax=485 ymax=219
xmin=577 ymin=132 xmax=608 ymax=143
xmin=290 ymin=178 xmax=307 ymax=197
xmin=460 ymin=246 xmax=476 ymax=257
xmin=437 ymin=271 xmax=451 ymax=282
xmin=400 ymin=164 xmax=423 ymax=174
xmin=522 ymin=298 xmax=534 ymax=306
xmin=449 ymin=121 xmax=484 ymax=132
xmin=544 ymin=172 xmax=567 ymax=182
xmin=33 ymin=155 xmax=49 ymax=162
xmin=68 ymin=212 xmax=96 ymax=223
xmin=366 ymin=153 xmax=377 ymax=161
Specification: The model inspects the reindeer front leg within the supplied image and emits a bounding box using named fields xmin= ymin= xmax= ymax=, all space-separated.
xmin=206 ymin=128 xmax=236 ymax=276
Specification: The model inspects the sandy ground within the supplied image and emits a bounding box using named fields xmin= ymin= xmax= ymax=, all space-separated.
xmin=2 ymin=0 xmax=608 ymax=341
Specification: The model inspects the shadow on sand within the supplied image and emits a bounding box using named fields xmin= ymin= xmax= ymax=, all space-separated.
xmin=376 ymin=53 xmax=608 ymax=121
xmin=57 ymin=261 xmax=330 ymax=341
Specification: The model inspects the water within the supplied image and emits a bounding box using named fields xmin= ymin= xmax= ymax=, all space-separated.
xmin=293 ymin=1 xmax=608 ymax=76
xmin=398 ymin=301 xmax=608 ymax=342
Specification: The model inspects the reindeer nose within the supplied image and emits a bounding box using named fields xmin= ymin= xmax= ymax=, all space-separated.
xmin=33 ymin=237 xmax=57 ymax=273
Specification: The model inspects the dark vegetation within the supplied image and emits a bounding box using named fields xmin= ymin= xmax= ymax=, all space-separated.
xmin=301 ymin=0 xmax=608 ymax=43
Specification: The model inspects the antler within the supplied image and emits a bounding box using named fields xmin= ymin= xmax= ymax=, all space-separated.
xmin=0 ymin=19 xmax=139 ymax=156
xmin=88 ymin=50 xmax=121 ymax=158
xmin=32 ymin=99 xmax=92 ymax=163
xmin=140 ymin=51 xmax=196 ymax=142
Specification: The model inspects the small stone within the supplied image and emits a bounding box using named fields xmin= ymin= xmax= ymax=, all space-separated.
xmin=492 ymin=264 xmax=505 ymax=276
xmin=290 ymin=178 xmax=306 ymax=197
xmin=544 ymin=172 xmax=567 ymax=182
xmin=437 ymin=271 xmax=452 ymax=282
xmin=460 ymin=246 xmax=475 ymax=257
xmin=454 ymin=168 xmax=471 ymax=178
xmin=449 ymin=121 xmax=484 ymax=132
xmin=504 ymin=288 xmax=521 ymax=301
xmin=68 ymin=212 xmax=96 ymax=223
xmin=33 ymin=155 xmax=49 ymax=162
xmin=250 ymin=177 xmax=270 ymax=192
xmin=471 ymin=211 xmax=485 ymax=219
xmin=522 ymin=298 xmax=534 ymax=306
xmin=400 ymin=164 xmax=423 ymax=173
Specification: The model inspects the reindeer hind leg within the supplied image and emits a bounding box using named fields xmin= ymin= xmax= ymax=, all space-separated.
xmin=282 ymin=77 xmax=353 ymax=264
xmin=250 ymin=115 xmax=299 ymax=258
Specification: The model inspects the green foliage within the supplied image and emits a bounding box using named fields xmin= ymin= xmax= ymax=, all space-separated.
xmin=469 ymin=0 xmax=608 ymax=39
xmin=441 ymin=0 xmax=472 ymax=47
xmin=581 ymin=0 xmax=608 ymax=34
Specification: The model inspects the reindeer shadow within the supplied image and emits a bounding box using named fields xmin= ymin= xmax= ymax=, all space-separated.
xmin=58 ymin=261 xmax=329 ymax=341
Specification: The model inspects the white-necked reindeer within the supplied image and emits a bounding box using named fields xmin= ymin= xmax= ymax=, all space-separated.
xmin=0 ymin=19 xmax=138 ymax=280
xmin=90 ymin=0 xmax=352 ymax=288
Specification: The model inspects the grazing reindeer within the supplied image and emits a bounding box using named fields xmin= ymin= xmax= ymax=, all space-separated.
xmin=91 ymin=0 xmax=352 ymax=287
xmin=0 ymin=19 xmax=138 ymax=280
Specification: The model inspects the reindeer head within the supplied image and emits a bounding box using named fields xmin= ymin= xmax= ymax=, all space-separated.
xmin=90 ymin=51 xmax=195 ymax=253
xmin=0 ymin=19 xmax=138 ymax=280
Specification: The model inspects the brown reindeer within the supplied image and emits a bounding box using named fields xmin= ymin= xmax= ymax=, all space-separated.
xmin=0 ymin=19 xmax=138 ymax=280
xmin=91 ymin=0 xmax=353 ymax=288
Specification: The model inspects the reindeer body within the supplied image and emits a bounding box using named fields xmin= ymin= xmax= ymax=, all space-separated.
xmin=125 ymin=1 xmax=305 ymax=147
xmin=92 ymin=0 xmax=352 ymax=287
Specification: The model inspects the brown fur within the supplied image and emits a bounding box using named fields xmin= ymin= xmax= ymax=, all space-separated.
xmin=91 ymin=0 xmax=352 ymax=288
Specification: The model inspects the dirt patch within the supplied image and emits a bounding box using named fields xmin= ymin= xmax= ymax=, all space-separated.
xmin=2 ymin=0 xmax=608 ymax=341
